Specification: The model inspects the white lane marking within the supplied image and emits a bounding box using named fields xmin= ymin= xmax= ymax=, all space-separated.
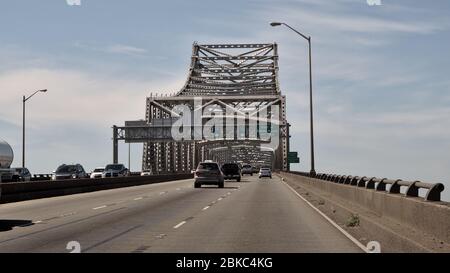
xmin=227 ymin=192 xmax=231 ymax=195
xmin=93 ymin=205 xmax=107 ymax=210
xmin=217 ymin=198 xmax=223 ymax=201
xmin=34 ymin=220 xmax=42 ymax=224
xmin=281 ymin=180 xmax=369 ymax=253
xmin=159 ymin=191 xmax=167 ymax=195
xmin=202 ymin=206 xmax=210 ymax=211
xmin=173 ymin=221 xmax=187 ymax=229
xmin=60 ymin=212 xmax=77 ymax=217
xmin=176 ymin=188 xmax=181 ymax=191
xmin=134 ymin=197 xmax=143 ymax=201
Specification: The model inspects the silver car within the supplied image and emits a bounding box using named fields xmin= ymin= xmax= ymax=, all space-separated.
xmin=259 ymin=167 xmax=272 ymax=179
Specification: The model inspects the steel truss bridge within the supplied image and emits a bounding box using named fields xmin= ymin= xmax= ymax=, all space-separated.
xmin=113 ymin=43 xmax=291 ymax=174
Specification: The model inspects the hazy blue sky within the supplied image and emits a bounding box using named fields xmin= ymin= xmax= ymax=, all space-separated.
xmin=1 ymin=0 xmax=449 ymax=199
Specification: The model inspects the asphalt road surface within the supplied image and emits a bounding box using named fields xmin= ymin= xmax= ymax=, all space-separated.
xmin=0 ymin=175 xmax=362 ymax=253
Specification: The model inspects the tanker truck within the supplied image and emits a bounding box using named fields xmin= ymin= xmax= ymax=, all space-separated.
xmin=0 ymin=139 xmax=15 ymax=198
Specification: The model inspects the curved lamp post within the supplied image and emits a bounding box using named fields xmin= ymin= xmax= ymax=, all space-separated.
xmin=22 ymin=89 xmax=47 ymax=168
xmin=270 ymin=22 xmax=316 ymax=176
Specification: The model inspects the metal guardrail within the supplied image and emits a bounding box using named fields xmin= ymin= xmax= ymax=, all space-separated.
xmin=288 ymin=171 xmax=445 ymax=202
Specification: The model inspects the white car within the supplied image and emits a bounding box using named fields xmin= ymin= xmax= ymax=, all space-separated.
xmin=141 ymin=170 xmax=152 ymax=176
xmin=90 ymin=167 xmax=105 ymax=179
xmin=259 ymin=168 xmax=272 ymax=179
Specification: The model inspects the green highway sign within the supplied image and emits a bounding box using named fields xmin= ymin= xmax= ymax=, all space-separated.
xmin=288 ymin=157 xmax=300 ymax=163
xmin=288 ymin=151 xmax=300 ymax=163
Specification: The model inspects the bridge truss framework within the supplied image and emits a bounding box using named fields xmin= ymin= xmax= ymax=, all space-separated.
xmin=113 ymin=43 xmax=291 ymax=174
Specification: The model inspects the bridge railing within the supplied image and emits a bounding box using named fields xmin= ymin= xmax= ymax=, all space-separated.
xmin=289 ymin=171 xmax=445 ymax=202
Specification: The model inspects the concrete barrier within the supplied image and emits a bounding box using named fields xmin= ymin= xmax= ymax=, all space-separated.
xmin=281 ymin=172 xmax=450 ymax=250
xmin=1 ymin=173 xmax=193 ymax=204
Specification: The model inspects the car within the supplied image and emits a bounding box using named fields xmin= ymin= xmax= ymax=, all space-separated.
xmin=241 ymin=164 xmax=253 ymax=176
xmin=52 ymin=164 xmax=88 ymax=180
xmin=194 ymin=161 xmax=224 ymax=188
xmin=102 ymin=164 xmax=130 ymax=178
xmin=221 ymin=163 xmax=241 ymax=182
xmin=259 ymin=167 xmax=272 ymax=179
xmin=90 ymin=167 xmax=105 ymax=179
xmin=11 ymin=167 xmax=32 ymax=182
xmin=141 ymin=169 xmax=152 ymax=176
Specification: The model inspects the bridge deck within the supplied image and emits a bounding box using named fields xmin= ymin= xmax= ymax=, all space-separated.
xmin=0 ymin=176 xmax=361 ymax=253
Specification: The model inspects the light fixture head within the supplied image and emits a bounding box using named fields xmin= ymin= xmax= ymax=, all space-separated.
xmin=270 ymin=22 xmax=282 ymax=27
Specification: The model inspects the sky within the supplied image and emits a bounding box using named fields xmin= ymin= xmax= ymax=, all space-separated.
xmin=0 ymin=0 xmax=449 ymax=200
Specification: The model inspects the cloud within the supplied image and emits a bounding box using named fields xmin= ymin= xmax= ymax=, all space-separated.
xmin=0 ymin=67 xmax=186 ymax=173
xmin=74 ymin=42 xmax=148 ymax=56
xmin=106 ymin=44 xmax=148 ymax=55
xmin=0 ymin=68 xmax=185 ymax=128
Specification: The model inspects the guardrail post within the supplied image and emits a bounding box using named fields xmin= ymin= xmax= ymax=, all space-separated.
xmin=406 ymin=181 xmax=420 ymax=198
xmin=425 ymin=183 xmax=445 ymax=202
xmin=366 ymin=177 xmax=376 ymax=189
xmin=376 ymin=178 xmax=387 ymax=191
xmin=389 ymin=179 xmax=402 ymax=194
xmin=357 ymin=176 xmax=367 ymax=187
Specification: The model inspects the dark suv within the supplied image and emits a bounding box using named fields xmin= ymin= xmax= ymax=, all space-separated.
xmin=52 ymin=164 xmax=88 ymax=180
xmin=102 ymin=164 xmax=130 ymax=178
xmin=221 ymin=163 xmax=241 ymax=182
xmin=194 ymin=162 xmax=224 ymax=188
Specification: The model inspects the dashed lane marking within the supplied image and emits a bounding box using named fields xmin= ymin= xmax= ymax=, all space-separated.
xmin=93 ymin=205 xmax=107 ymax=210
xmin=173 ymin=221 xmax=186 ymax=229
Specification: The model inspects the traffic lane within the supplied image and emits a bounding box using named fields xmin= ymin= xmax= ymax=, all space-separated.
xmin=146 ymin=175 xmax=363 ymax=253
xmin=0 ymin=179 xmax=247 ymax=253
xmin=0 ymin=178 xmax=194 ymax=222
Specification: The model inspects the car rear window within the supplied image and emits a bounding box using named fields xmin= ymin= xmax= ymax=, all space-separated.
xmin=105 ymin=164 xmax=123 ymax=171
xmin=243 ymin=165 xmax=252 ymax=168
xmin=198 ymin=163 xmax=219 ymax=170
xmin=222 ymin=164 xmax=239 ymax=171
xmin=56 ymin=165 xmax=77 ymax=173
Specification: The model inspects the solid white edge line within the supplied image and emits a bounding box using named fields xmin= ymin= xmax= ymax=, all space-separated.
xmin=134 ymin=197 xmax=143 ymax=201
xmin=281 ymin=180 xmax=369 ymax=253
xmin=93 ymin=205 xmax=107 ymax=210
xmin=173 ymin=221 xmax=187 ymax=229
xmin=202 ymin=206 xmax=210 ymax=211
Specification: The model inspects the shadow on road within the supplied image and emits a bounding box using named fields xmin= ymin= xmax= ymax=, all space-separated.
xmin=0 ymin=220 xmax=34 ymax=232
xmin=198 ymin=186 xmax=240 ymax=189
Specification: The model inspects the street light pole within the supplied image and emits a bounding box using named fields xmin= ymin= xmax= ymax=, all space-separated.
xmin=22 ymin=89 xmax=48 ymax=168
xmin=22 ymin=96 xmax=26 ymax=168
xmin=270 ymin=22 xmax=316 ymax=176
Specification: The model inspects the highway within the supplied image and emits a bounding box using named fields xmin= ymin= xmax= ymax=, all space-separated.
xmin=0 ymin=175 xmax=362 ymax=253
